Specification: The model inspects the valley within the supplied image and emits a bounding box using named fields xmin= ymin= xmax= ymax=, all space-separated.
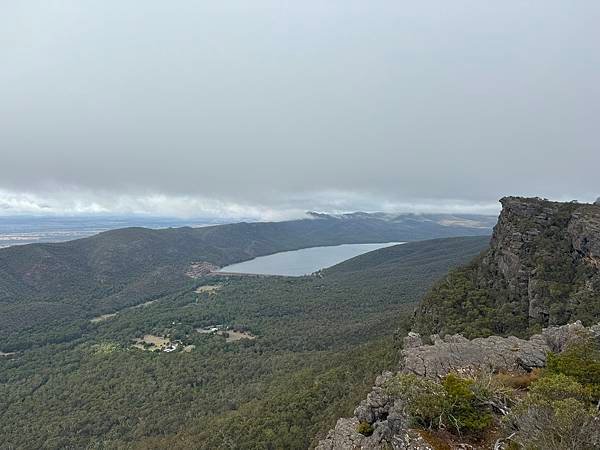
xmin=1 ymin=198 xmax=597 ymax=449
xmin=0 ymin=236 xmax=489 ymax=449
xmin=0 ymin=211 xmax=492 ymax=350
xmin=3 ymin=3 xmax=596 ymax=448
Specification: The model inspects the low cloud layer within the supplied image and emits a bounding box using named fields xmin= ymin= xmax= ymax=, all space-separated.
xmin=0 ymin=188 xmax=506 ymax=220
xmin=1 ymin=2 xmax=598 ymax=219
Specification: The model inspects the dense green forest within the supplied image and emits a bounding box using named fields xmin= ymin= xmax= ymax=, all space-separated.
xmin=0 ymin=212 xmax=491 ymax=338
xmin=0 ymin=236 xmax=489 ymax=449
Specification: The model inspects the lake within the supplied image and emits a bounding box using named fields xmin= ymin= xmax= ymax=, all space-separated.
xmin=218 ymin=242 xmax=405 ymax=276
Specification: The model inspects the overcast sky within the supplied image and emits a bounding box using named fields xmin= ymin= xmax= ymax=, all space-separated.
xmin=1 ymin=1 xmax=599 ymax=219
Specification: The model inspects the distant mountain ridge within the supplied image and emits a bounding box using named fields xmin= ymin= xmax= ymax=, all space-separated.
xmin=306 ymin=211 xmax=496 ymax=229
xmin=0 ymin=211 xmax=492 ymax=340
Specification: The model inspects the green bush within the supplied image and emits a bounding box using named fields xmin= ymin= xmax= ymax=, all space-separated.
xmin=527 ymin=373 xmax=592 ymax=403
xmin=384 ymin=373 xmax=494 ymax=436
xmin=504 ymin=340 xmax=600 ymax=450
xmin=506 ymin=374 xmax=600 ymax=449
xmin=442 ymin=374 xmax=493 ymax=434
xmin=384 ymin=374 xmax=446 ymax=429
xmin=546 ymin=337 xmax=600 ymax=397
xmin=356 ymin=421 xmax=374 ymax=436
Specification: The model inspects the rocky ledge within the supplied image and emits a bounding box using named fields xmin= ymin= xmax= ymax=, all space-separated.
xmin=316 ymin=321 xmax=600 ymax=450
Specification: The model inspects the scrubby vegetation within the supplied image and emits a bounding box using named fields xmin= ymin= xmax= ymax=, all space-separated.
xmin=357 ymin=421 xmax=375 ymax=436
xmin=381 ymin=336 xmax=600 ymax=449
xmin=384 ymin=372 xmax=507 ymax=437
xmin=505 ymin=337 xmax=600 ymax=450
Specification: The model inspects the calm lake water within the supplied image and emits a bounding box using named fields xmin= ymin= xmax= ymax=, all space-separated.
xmin=219 ymin=242 xmax=405 ymax=276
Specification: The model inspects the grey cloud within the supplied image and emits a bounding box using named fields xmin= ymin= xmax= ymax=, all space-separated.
xmin=1 ymin=1 xmax=599 ymax=216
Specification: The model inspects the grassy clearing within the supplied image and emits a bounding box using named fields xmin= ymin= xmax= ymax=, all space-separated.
xmin=195 ymin=285 xmax=222 ymax=295
xmin=132 ymin=334 xmax=171 ymax=351
xmin=218 ymin=330 xmax=256 ymax=343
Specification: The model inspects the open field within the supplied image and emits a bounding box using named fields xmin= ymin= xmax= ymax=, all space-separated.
xmin=218 ymin=330 xmax=256 ymax=342
xmin=132 ymin=334 xmax=171 ymax=351
xmin=195 ymin=285 xmax=222 ymax=294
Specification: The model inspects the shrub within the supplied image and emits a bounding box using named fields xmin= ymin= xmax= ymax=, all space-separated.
xmin=495 ymin=369 xmax=540 ymax=390
xmin=384 ymin=372 xmax=495 ymax=436
xmin=505 ymin=374 xmax=600 ymax=450
xmin=527 ymin=373 xmax=592 ymax=403
xmin=356 ymin=421 xmax=374 ymax=436
xmin=384 ymin=374 xmax=446 ymax=429
xmin=507 ymin=388 xmax=600 ymax=450
xmin=545 ymin=337 xmax=600 ymax=398
xmin=442 ymin=374 xmax=493 ymax=434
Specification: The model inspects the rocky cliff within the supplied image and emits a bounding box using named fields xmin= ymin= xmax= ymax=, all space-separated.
xmin=316 ymin=197 xmax=600 ymax=449
xmin=316 ymin=322 xmax=600 ymax=450
xmin=415 ymin=197 xmax=600 ymax=337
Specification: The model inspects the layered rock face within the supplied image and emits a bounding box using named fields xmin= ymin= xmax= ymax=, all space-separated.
xmin=481 ymin=197 xmax=600 ymax=325
xmin=316 ymin=322 xmax=600 ymax=450
xmin=415 ymin=197 xmax=600 ymax=337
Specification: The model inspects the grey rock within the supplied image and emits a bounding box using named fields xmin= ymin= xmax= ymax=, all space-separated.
xmin=540 ymin=320 xmax=589 ymax=352
xmin=315 ymin=416 xmax=432 ymax=450
xmin=429 ymin=334 xmax=443 ymax=345
xmin=443 ymin=334 xmax=469 ymax=344
xmin=401 ymin=322 xmax=599 ymax=379
xmin=400 ymin=333 xmax=548 ymax=378
xmin=389 ymin=430 xmax=435 ymax=449
xmin=473 ymin=197 xmax=600 ymax=328
xmin=374 ymin=371 xmax=394 ymax=387
xmin=354 ymin=387 xmax=392 ymax=423
xmin=403 ymin=332 xmax=423 ymax=349
xmin=315 ymin=417 xmax=368 ymax=450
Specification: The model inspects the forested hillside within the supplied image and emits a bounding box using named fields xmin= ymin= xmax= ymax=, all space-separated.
xmin=0 ymin=212 xmax=491 ymax=341
xmin=0 ymin=236 xmax=488 ymax=449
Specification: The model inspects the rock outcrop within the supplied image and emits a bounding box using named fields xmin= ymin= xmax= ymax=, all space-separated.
xmin=318 ymin=197 xmax=600 ymax=449
xmin=479 ymin=197 xmax=600 ymax=325
xmin=316 ymin=322 xmax=600 ymax=450
xmin=415 ymin=197 xmax=600 ymax=337
xmin=401 ymin=320 xmax=600 ymax=380
xmin=480 ymin=197 xmax=600 ymax=324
